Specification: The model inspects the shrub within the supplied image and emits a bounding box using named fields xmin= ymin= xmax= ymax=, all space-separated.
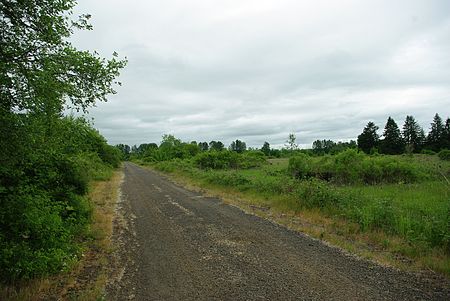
xmin=239 ymin=151 xmax=266 ymax=169
xmin=204 ymin=171 xmax=252 ymax=190
xmin=421 ymin=149 xmax=436 ymax=155
xmin=194 ymin=151 xmax=240 ymax=169
xmin=288 ymin=149 xmax=426 ymax=185
xmin=438 ymin=149 xmax=450 ymax=161
xmin=0 ymin=117 xmax=117 ymax=282
xmin=332 ymin=149 xmax=365 ymax=184
xmin=288 ymin=154 xmax=313 ymax=179
xmin=295 ymin=178 xmax=342 ymax=209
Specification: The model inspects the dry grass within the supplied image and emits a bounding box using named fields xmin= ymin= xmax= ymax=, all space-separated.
xmin=0 ymin=169 xmax=123 ymax=301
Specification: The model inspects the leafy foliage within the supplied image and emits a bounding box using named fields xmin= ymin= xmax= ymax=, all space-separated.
xmin=0 ymin=117 xmax=118 ymax=281
xmin=288 ymin=149 xmax=426 ymax=185
xmin=230 ymin=139 xmax=247 ymax=153
xmin=193 ymin=150 xmax=265 ymax=170
xmin=0 ymin=0 xmax=125 ymax=282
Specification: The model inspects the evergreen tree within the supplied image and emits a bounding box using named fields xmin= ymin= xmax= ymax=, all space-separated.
xmin=357 ymin=122 xmax=379 ymax=154
xmin=402 ymin=115 xmax=424 ymax=153
xmin=426 ymin=113 xmax=445 ymax=151
xmin=444 ymin=118 xmax=450 ymax=149
xmin=380 ymin=117 xmax=404 ymax=154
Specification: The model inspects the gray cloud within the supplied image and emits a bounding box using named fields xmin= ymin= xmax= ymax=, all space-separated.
xmin=72 ymin=0 xmax=450 ymax=148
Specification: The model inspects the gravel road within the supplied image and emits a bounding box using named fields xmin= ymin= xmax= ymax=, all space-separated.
xmin=106 ymin=162 xmax=449 ymax=300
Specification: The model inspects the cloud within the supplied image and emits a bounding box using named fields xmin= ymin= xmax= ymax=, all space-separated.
xmin=72 ymin=0 xmax=450 ymax=148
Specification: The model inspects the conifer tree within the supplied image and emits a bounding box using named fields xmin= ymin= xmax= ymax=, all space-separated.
xmin=426 ymin=113 xmax=445 ymax=151
xmin=402 ymin=115 xmax=424 ymax=153
xmin=380 ymin=117 xmax=404 ymax=154
xmin=444 ymin=118 xmax=450 ymax=149
xmin=357 ymin=122 xmax=379 ymax=154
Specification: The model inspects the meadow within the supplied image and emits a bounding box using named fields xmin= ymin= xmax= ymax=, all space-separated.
xmin=138 ymin=150 xmax=450 ymax=276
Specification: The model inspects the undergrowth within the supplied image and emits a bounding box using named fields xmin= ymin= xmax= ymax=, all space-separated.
xmin=147 ymin=150 xmax=450 ymax=275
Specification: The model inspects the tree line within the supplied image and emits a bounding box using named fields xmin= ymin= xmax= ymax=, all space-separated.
xmin=121 ymin=113 xmax=450 ymax=163
xmin=357 ymin=114 xmax=450 ymax=154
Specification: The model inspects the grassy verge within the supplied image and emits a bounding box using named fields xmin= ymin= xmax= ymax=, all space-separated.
xmin=0 ymin=169 xmax=123 ymax=300
xmin=136 ymin=155 xmax=450 ymax=277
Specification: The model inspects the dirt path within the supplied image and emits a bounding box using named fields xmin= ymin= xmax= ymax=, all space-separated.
xmin=106 ymin=162 xmax=449 ymax=300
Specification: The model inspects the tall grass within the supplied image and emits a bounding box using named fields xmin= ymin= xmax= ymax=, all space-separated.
xmin=148 ymin=152 xmax=450 ymax=274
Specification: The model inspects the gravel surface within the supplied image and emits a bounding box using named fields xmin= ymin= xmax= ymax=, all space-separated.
xmin=106 ymin=162 xmax=450 ymax=300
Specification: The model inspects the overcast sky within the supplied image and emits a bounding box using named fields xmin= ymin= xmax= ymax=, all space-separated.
xmin=72 ymin=0 xmax=450 ymax=148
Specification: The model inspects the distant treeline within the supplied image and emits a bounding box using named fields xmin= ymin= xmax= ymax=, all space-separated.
xmin=117 ymin=113 xmax=450 ymax=161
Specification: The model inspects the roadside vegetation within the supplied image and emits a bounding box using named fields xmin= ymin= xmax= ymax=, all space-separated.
xmin=125 ymin=114 xmax=450 ymax=276
xmin=1 ymin=0 xmax=125 ymax=293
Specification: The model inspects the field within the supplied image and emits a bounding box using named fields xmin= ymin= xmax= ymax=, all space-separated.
xmin=138 ymin=152 xmax=450 ymax=276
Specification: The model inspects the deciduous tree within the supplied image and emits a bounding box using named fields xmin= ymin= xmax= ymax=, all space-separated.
xmin=230 ymin=139 xmax=247 ymax=153
xmin=261 ymin=142 xmax=271 ymax=156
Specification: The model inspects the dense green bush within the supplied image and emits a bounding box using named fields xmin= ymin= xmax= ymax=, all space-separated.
xmin=193 ymin=150 xmax=265 ymax=170
xmin=295 ymin=178 xmax=342 ymax=209
xmin=239 ymin=151 xmax=266 ymax=168
xmin=287 ymin=154 xmax=313 ymax=178
xmin=421 ymin=149 xmax=436 ymax=155
xmin=288 ymin=149 xmax=425 ymax=185
xmin=438 ymin=149 xmax=450 ymax=161
xmin=0 ymin=116 xmax=116 ymax=281
xmin=203 ymin=171 xmax=252 ymax=190
xmin=194 ymin=151 xmax=240 ymax=169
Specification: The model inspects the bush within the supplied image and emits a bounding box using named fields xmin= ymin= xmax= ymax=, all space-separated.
xmin=0 ymin=116 xmax=117 ymax=282
xmin=287 ymin=154 xmax=313 ymax=179
xmin=421 ymin=149 xmax=436 ymax=155
xmin=438 ymin=149 xmax=450 ymax=161
xmin=239 ymin=151 xmax=266 ymax=169
xmin=194 ymin=151 xmax=240 ymax=169
xmin=295 ymin=178 xmax=342 ymax=209
xmin=288 ymin=149 xmax=426 ymax=185
xmin=204 ymin=171 xmax=252 ymax=190
xmin=333 ymin=149 xmax=365 ymax=184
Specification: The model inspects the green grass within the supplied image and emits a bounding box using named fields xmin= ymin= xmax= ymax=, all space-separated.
xmin=145 ymin=153 xmax=450 ymax=276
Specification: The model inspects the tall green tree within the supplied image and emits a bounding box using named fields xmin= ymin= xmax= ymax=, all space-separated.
xmin=402 ymin=115 xmax=424 ymax=153
xmin=285 ymin=133 xmax=298 ymax=150
xmin=380 ymin=117 xmax=404 ymax=154
xmin=0 ymin=0 xmax=125 ymax=280
xmin=357 ymin=122 xmax=379 ymax=154
xmin=230 ymin=139 xmax=247 ymax=153
xmin=426 ymin=113 xmax=445 ymax=151
xmin=198 ymin=142 xmax=209 ymax=151
xmin=444 ymin=118 xmax=450 ymax=149
xmin=261 ymin=142 xmax=270 ymax=156
xmin=209 ymin=140 xmax=224 ymax=151
xmin=312 ymin=139 xmax=336 ymax=155
xmin=1 ymin=0 xmax=126 ymax=115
